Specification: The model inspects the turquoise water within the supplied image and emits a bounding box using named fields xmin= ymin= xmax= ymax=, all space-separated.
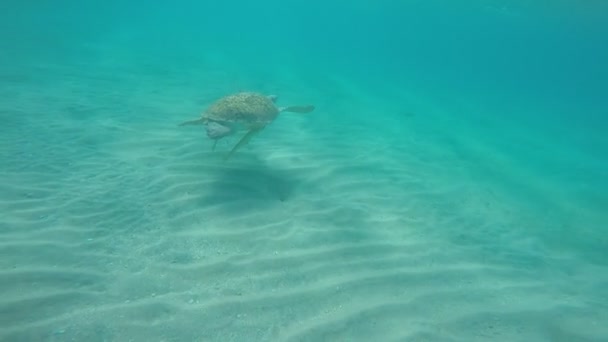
xmin=1 ymin=1 xmax=607 ymax=341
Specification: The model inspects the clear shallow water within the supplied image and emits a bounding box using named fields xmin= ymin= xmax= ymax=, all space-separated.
xmin=1 ymin=1 xmax=607 ymax=341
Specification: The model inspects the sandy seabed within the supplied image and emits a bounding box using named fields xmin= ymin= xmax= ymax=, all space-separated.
xmin=1 ymin=56 xmax=607 ymax=341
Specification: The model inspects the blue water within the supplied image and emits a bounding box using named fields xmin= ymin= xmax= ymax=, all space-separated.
xmin=1 ymin=1 xmax=607 ymax=341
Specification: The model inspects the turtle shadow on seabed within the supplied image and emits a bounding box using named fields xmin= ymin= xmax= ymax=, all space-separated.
xmin=195 ymin=153 xmax=300 ymax=212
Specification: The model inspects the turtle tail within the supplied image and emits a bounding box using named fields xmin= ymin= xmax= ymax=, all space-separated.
xmin=178 ymin=118 xmax=205 ymax=126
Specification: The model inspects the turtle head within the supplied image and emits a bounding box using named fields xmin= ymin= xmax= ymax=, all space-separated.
xmin=205 ymin=121 xmax=232 ymax=140
xmin=267 ymin=94 xmax=279 ymax=103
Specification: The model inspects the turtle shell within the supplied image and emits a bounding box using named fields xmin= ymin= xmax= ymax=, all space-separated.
xmin=202 ymin=92 xmax=279 ymax=126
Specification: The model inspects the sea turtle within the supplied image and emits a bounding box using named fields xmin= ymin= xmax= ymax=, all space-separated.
xmin=179 ymin=92 xmax=315 ymax=160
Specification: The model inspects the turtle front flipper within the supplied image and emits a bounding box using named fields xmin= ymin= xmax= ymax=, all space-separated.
xmin=279 ymin=105 xmax=315 ymax=113
xmin=178 ymin=118 xmax=205 ymax=126
xmin=224 ymin=126 xmax=264 ymax=161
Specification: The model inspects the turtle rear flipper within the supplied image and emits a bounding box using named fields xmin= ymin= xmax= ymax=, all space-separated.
xmin=224 ymin=126 xmax=264 ymax=161
xmin=280 ymin=105 xmax=315 ymax=113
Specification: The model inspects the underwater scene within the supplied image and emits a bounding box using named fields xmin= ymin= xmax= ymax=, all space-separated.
xmin=1 ymin=1 xmax=607 ymax=341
